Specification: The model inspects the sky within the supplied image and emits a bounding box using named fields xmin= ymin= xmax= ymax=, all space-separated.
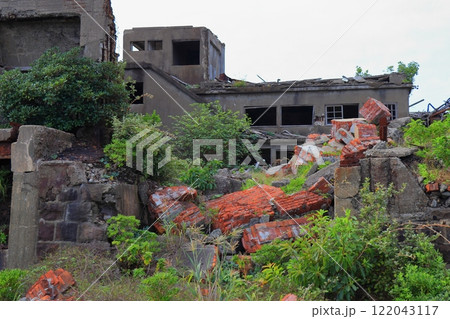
xmin=110 ymin=0 xmax=450 ymax=112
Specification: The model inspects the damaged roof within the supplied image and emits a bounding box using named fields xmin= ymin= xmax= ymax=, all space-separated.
xmin=190 ymin=73 xmax=413 ymax=95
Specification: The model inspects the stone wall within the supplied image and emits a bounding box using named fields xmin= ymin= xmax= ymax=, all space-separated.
xmin=6 ymin=126 xmax=142 ymax=269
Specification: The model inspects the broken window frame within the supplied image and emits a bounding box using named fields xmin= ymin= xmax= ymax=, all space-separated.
xmin=148 ymin=40 xmax=163 ymax=51
xmin=281 ymin=105 xmax=314 ymax=126
xmin=384 ymin=103 xmax=397 ymax=120
xmin=325 ymin=105 xmax=343 ymax=125
xmin=244 ymin=106 xmax=277 ymax=126
xmin=130 ymin=41 xmax=145 ymax=52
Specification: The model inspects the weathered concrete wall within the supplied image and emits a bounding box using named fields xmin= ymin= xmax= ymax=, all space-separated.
xmin=125 ymin=62 xmax=202 ymax=127
xmin=7 ymin=125 xmax=143 ymax=269
xmin=0 ymin=0 xmax=116 ymax=68
xmin=123 ymin=26 xmax=225 ymax=84
xmin=197 ymin=86 xmax=410 ymax=136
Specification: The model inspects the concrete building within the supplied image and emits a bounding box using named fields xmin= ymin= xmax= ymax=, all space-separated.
xmin=0 ymin=0 xmax=117 ymax=70
xmin=123 ymin=26 xmax=225 ymax=84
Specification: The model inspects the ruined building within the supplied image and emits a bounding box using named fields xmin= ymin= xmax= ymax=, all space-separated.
xmin=0 ymin=0 xmax=117 ymax=70
xmin=123 ymin=26 xmax=413 ymax=135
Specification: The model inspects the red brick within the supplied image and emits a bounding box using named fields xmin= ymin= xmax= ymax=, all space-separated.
xmin=355 ymin=123 xmax=378 ymax=139
xmin=281 ymin=294 xmax=298 ymax=301
xmin=242 ymin=217 xmax=311 ymax=253
xmin=331 ymin=119 xmax=365 ymax=138
xmin=207 ymin=185 xmax=284 ymax=233
xmin=148 ymin=186 xmax=205 ymax=233
xmin=26 ymin=268 xmax=76 ymax=301
xmin=360 ymin=98 xmax=391 ymax=124
xmin=308 ymin=177 xmax=333 ymax=195
xmin=274 ymin=191 xmax=331 ymax=216
xmin=426 ymin=183 xmax=439 ymax=193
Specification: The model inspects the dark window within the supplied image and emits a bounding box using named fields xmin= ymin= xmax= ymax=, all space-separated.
xmin=245 ymin=107 xmax=277 ymax=126
xmin=130 ymin=41 xmax=145 ymax=51
xmin=326 ymin=104 xmax=359 ymax=124
xmin=281 ymin=106 xmax=313 ymax=125
xmin=384 ymin=103 xmax=397 ymax=120
xmin=173 ymin=41 xmax=200 ymax=65
xmin=148 ymin=40 xmax=163 ymax=50
xmin=128 ymin=82 xmax=144 ymax=104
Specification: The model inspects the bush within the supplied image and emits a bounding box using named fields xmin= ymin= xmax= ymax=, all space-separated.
xmin=171 ymin=101 xmax=252 ymax=166
xmin=180 ymin=160 xmax=222 ymax=191
xmin=0 ymin=47 xmax=129 ymax=132
xmin=0 ymin=269 xmax=28 ymax=301
xmin=106 ymin=215 xmax=160 ymax=273
xmin=139 ymin=268 xmax=180 ymax=301
xmin=103 ymin=112 xmax=173 ymax=179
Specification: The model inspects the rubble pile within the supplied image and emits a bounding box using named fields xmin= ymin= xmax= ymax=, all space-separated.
xmin=25 ymin=268 xmax=76 ymax=301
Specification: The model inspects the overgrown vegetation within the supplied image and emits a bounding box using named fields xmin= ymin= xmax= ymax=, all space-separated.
xmin=180 ymin=160 xmax=222 ymax=191
xmin=0 ymin=269 xmax=28 ymax=301
xmin=0 ymin=47 xmax=129 ymax=132
xmin=403 ymin=114 xmax=449 ymax=183
xmin=171 ymin=101 xmax=252 ymax=166
xmin=355 ymin=61 xmax=419 ymax=84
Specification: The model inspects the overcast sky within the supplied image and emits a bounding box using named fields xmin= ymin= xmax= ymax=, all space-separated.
xmin=110 ymin=0 xmax=450 ymax=112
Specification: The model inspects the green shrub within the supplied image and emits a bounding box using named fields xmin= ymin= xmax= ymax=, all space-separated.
xmin=139 ymin=268 xmax=180 ymax=301
xmin=0 ymin=269 xmax=28 ymax=301
xmin=180 ymin=160 xmax=222 ymax=191
xmin=171 ymin=101 xmax=252 ymax=166
xmin=106 ymin=215 xmax=160 ymax=273
xmin=0 ymin=47 xmax=129 ymax=132
xmin=281 ymin=162 xmax=313 ymax=194
xmin=390 ymin=265 xmax=450 ymax=301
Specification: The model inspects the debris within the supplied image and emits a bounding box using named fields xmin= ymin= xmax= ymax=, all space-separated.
xmin=426 ymin=183 xmax=439 ymax=193
xmin=274 ymin=191 xmax=331 ymax=217
xmin=25 ymin=268 xmax=76 ymax=301
xmin=242 ymin=217 xmax=310 ymax=253
xmin=308 ymin=176 xmax=333 ymax=195
xmin=359 ymin=98 xmax=391 ymax=124
xmin=281 ymin=294 xmax=299 ymax=301
xmin=355 ymin=123 xmax=378 ymax=139
xmin=335 ymin=128 xmax=354 ymax=145
xmin=207 ymin=185 xmax=284 ymax=233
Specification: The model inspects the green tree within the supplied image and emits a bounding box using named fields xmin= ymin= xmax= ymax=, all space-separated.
xmin=171 ymin=101 xmax=252 ymax=166
xmin=0 ymin=47 xmax=129 ymax=132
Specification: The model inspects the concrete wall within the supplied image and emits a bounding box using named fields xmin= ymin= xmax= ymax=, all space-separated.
xmin=197 ymin=86 xmax=411 ymax=136
xmin=0 ymin=0 xmax=116 ymax=67
xmin=123 ymin=26 xmax=225 ymax=84
xmin=125 ymin=63 xmax=203 ymax=127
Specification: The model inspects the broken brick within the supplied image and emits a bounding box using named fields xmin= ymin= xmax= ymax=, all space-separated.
xmin=274 ymin=191 xmax=331 ymax=216
xmin=331 ymin=119 xmax=365 ymax=138
xmin=207 ymin=185 xmax=284 ymax=233
xmin=281 ymin=294 xmax=298 ymax=301
xmin=339 ymin=138 xmax=380 ymax=167
xmin=335 ymin=128 xmax=354 ymax=144
xmin=148 ymin=186 xmax=205 ymax=233
xmin=426 ymin=183 xmax=439 ymax=193
xmin=360 ymin=98 xmax=391 ymax=124
xmin=308 ymin=176 xmax=333 ymax=195
xmin=242 ymin=217 xmax=311 ymax=253
xmin=355 ymin=123 xmax=378 ymax=139
xmin=26 ymin=268 xmax=76 ymax=301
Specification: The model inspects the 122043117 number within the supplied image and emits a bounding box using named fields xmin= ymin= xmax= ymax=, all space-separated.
xmin=372 ymin=305 xmax=439 ymax=316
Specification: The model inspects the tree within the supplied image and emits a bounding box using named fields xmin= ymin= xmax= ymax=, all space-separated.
xmin=355 ymin=61 xmax=419 ymax=84
xmin=0 ymin=47 xmax=130 ymax=132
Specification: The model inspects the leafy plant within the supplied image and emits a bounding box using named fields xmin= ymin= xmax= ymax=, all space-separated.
xmin=139 ymin=268 xmax=180 ymax=301
xmin=106 ymin=215 xmax=160 ymax=273
xmin=171 ymin=101 xmax=252 ymax=166
xmin=281 ymin=162 xmax=313 ymax=194
xmin=0 ymin=47 xmax=129 ymax=132
xmin=0 ymin=269 xmax=28 ymax=301
xmin=180 ymin=160 xmax=222 ymax=191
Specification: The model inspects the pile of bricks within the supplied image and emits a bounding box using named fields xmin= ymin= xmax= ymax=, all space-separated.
xmin=241 ymin=216 xmax=311 ymax=253
xmin=359 ymin=97 xmax=391 ymax=124
xmin=207 ymin=185 xmax=284 ymax=233
xmin=25 ymin=268 xmax=76 ymax=301
xmin=274 ymin=190 xmax=331 ymax=217
xmin=148 ymin=186 xmax=205 ymax=233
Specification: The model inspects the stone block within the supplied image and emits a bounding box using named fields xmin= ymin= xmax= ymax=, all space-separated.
xmin=242 ymin=217 xmax=310 ymax=253
xmin=38 ymin=220 xmax=55 ymax=241
xmin=335 ymin=128 xmax=354 ymax=145
xmin=78 ymin=222 xmax=107 ymax=243
xmin=360 ymin=98 xmax=391 ymax=124
xmin=11 ymin=125 xmax=74 ymax=173
xmin=0 ymin=128 xmax=12 ymax=142
xmin=303 ymin=161 xmax=339 ymax=190
xmin=115 ymin=183 xmax=142 ymax=219
xmin=65 ymin=202 xmax=92 ymax=222
xmin=366 ymin=147 xmax=417 ymax=158
xmin=334 ymin=198 xmax=357 ymax=217
xmin=58 ymin=187 xmax=79 ymax=202
xmin=55 ymin=222 xmax=78 ymax=242
xmin=334 ymin=166 xmax=361 ymax=198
